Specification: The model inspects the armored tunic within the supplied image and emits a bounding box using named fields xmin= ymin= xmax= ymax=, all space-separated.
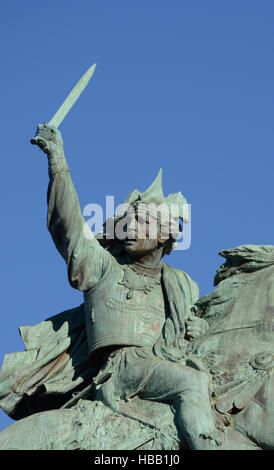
xmin=84 ymin=262 xmax=166 ymax=356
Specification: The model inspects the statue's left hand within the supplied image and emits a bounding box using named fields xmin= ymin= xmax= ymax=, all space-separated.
xmin=186 ymin=316 xmax=208 ymax=339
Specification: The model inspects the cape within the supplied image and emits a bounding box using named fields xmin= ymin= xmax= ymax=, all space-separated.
xmin=0 ymin=262 xmax=198 ymax=420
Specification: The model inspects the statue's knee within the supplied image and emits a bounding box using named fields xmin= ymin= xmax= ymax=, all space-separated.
xmin=197 ymin=369 xmax=210 ymax=385
xmin=193 ymin=370 xmax=211 ymax=393
xmin=178 ymin=368 xmax=210 ymax=396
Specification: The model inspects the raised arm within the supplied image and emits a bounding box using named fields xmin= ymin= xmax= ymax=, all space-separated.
xmin=31 ymin=122 xmax=111 ymax=292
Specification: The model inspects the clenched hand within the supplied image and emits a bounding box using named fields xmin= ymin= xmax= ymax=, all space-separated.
xmin=31 ymin=122 xmax=64 ymax=157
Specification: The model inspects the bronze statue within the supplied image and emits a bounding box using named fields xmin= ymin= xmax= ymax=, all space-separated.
xmin=0 ymin=66 xmax=274 ymax=451
xmin=29 ymin=122 xmax=220 ymax=449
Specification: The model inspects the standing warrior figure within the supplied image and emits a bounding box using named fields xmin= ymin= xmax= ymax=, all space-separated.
xmin=31 ymin=122 xmax=220 ymax=450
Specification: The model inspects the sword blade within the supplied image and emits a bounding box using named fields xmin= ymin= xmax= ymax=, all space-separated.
xmin=48 ymin=63 xmax=96 ymax=128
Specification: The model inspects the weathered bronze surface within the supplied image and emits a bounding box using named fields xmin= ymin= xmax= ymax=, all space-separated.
xmin=0 ymin=74 xmax=273 ymax=450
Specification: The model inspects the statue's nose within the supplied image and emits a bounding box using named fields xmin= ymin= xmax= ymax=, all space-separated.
xmin=127 ymin=216 xmax=137 ymax=231
xmin=126 ymin=217 xmax=138 ymax=239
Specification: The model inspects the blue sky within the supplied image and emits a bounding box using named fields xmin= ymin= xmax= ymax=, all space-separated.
xmin=0 ymin=1 xmax=273 ymax=431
